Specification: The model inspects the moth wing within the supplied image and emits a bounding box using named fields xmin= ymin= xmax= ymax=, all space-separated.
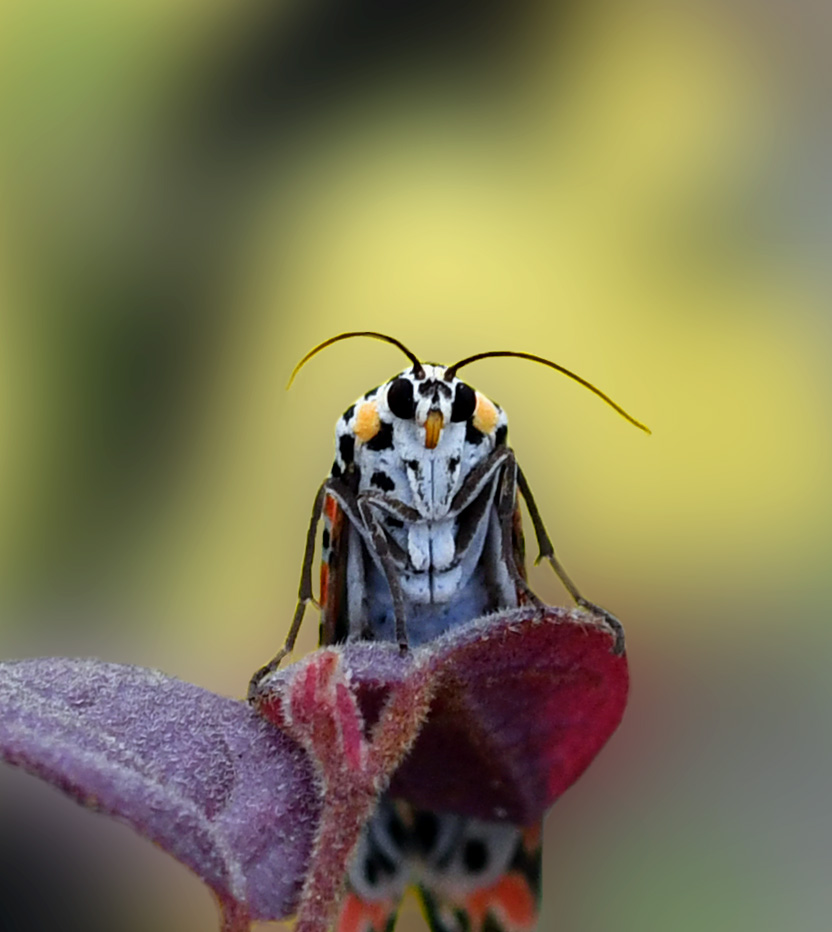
xmin=333 ymin=889 xmax=401 ymax=932
xmin=319 ymin=491 xmax=349 ymax=646
xmin=416 ymin=819 xmax=542 ymax=932
xmin=335 ymin=797 xmax=412 ymax=932
xmin=511 ymin=500 xmax=528 ymax=585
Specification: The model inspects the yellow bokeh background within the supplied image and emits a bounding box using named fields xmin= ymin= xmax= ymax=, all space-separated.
xmin=1 ymin=1 xmax=829 ymax=929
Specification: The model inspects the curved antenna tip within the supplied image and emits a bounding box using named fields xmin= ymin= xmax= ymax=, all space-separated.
xmin=447 ymin=349 xmax=650 ymax=435
xmin=286 ymin=331 xmax=424 ymax=390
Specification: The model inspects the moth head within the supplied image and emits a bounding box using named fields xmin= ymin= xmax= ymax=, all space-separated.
xmin=378 ymin=364 xmax=506 ymax=449
xmin=289 ymin=331 xmax=650 ymax=452
xmin=378 ymin=365 xmax=498 ymax=450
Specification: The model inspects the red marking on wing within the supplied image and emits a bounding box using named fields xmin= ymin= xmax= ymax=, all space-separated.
xmin=466 ymin=872 xmax=538 ymax=932
xmin=324 ymin=493 xmax=340 ymax=524
xmin=320 ymin=494 xmax=346 ymax=646
xmin=320 ymin=562 xmax=330 ymax=610
xmin=335 ymin=891 xmax=397 ymax=932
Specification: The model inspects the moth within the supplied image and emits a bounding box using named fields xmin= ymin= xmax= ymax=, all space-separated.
xmin=251 ymin=331 xmax=648 ymax=932
xmin=339 ymin=796 xmax=542 ymax=932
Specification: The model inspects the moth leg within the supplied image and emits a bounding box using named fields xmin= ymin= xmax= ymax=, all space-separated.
xmin=495 ymin=453 xmax=544 ymax=609
xmin=357 ymin=497 xmax=410 ymax=652
xmin=447 ymin=446 xmax=514 ymax=517
xmin=356 ymin=492 xmax=421 ymax=525
xmin=516 ymin=466 xmax=625 ymax=655
xmin=247 ymin=480 xmax=328 ymax=699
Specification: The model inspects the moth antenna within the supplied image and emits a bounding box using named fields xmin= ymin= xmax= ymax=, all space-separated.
xmin=446 ymin=350 xmax=650 ymax=434
xmin=287 ymin=332 xmax=425 ymax=388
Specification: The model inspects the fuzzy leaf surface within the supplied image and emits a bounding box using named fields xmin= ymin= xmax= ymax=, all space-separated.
xmin=257 ymin=606 xmax=629 ymax=826
xmin=0 ymin=658 xmax=320 ymax=921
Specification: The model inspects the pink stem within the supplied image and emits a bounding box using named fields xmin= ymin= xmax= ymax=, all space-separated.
xmin=216 ymin=893 xmax=251 ymax=932
xmin=292 ymin=660 xmax=436 ymax=932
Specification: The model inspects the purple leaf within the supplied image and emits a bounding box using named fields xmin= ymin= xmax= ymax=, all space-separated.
xmin=390 ymin=606 xmax=629 ymax=824
xmin=1 ymin=606 xmax=628 ymax=932
xmin=0 ymin=658 xmax=320 ymax=924
xmin=256 ymin=606 xmax=628 ymax=828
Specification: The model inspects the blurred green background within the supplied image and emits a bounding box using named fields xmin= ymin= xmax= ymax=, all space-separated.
xmin=1 ymin=0 xmax=830 ymax=929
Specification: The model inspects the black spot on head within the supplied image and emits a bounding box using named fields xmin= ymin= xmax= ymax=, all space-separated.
xmin=465 ymin=421 xmax=485 ymax=445
xmin=495 ymin=424 xmax=508 ymax=447
xmin=418 ymin=379 xmax=451 ymax=400
xmin=413 ymin=812 xmax=440 ymax=855
xmin=342 ymin=404 xmax=355 ymax=423
xmin=330 ymin=460 xmax=343 ymax=478
xmin=448 ymin=456 xmax=460 ymax=473
xmin=387 ymin=378 xmax=416 ymax=419
xmin=339 ymin=434 xmax=355 ymax=464
xmin=371 ymin=470 xmax=395 ymax=492
xmin=451 ymin=382 xmax=476 ymax=422
xmin=463 ymin=838 xmax=489 ymax=874
xmin=322 ymin=528 xmax=330 ymax=550
xmin=405 ymin=459 xmax=421 ymax=474
xmin=365 ymin=385 xmax=380 ymax=399
xmin=366 ymin=420 xmax=394 ymax=451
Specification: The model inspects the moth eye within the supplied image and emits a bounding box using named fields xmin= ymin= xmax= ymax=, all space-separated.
xmin=387 ymin=377 xmax=416 ymax=419
xmin=451 ymin=382 xmax=476 ymax=422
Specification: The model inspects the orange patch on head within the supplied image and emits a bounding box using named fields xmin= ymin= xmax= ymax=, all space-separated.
xmin=354 ymin=401 xmax=381 ymax=443
xmin=472 ymin=393 xmax=498 ymax=434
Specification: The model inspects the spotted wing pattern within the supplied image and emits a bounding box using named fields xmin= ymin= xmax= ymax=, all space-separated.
xmin=336 ymin=798 xmax=541 ymax=932
xmin=416 ymin=820 xmax=541 ymax=932
xmin=335 ymin=891 xmax=399 ymax=932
